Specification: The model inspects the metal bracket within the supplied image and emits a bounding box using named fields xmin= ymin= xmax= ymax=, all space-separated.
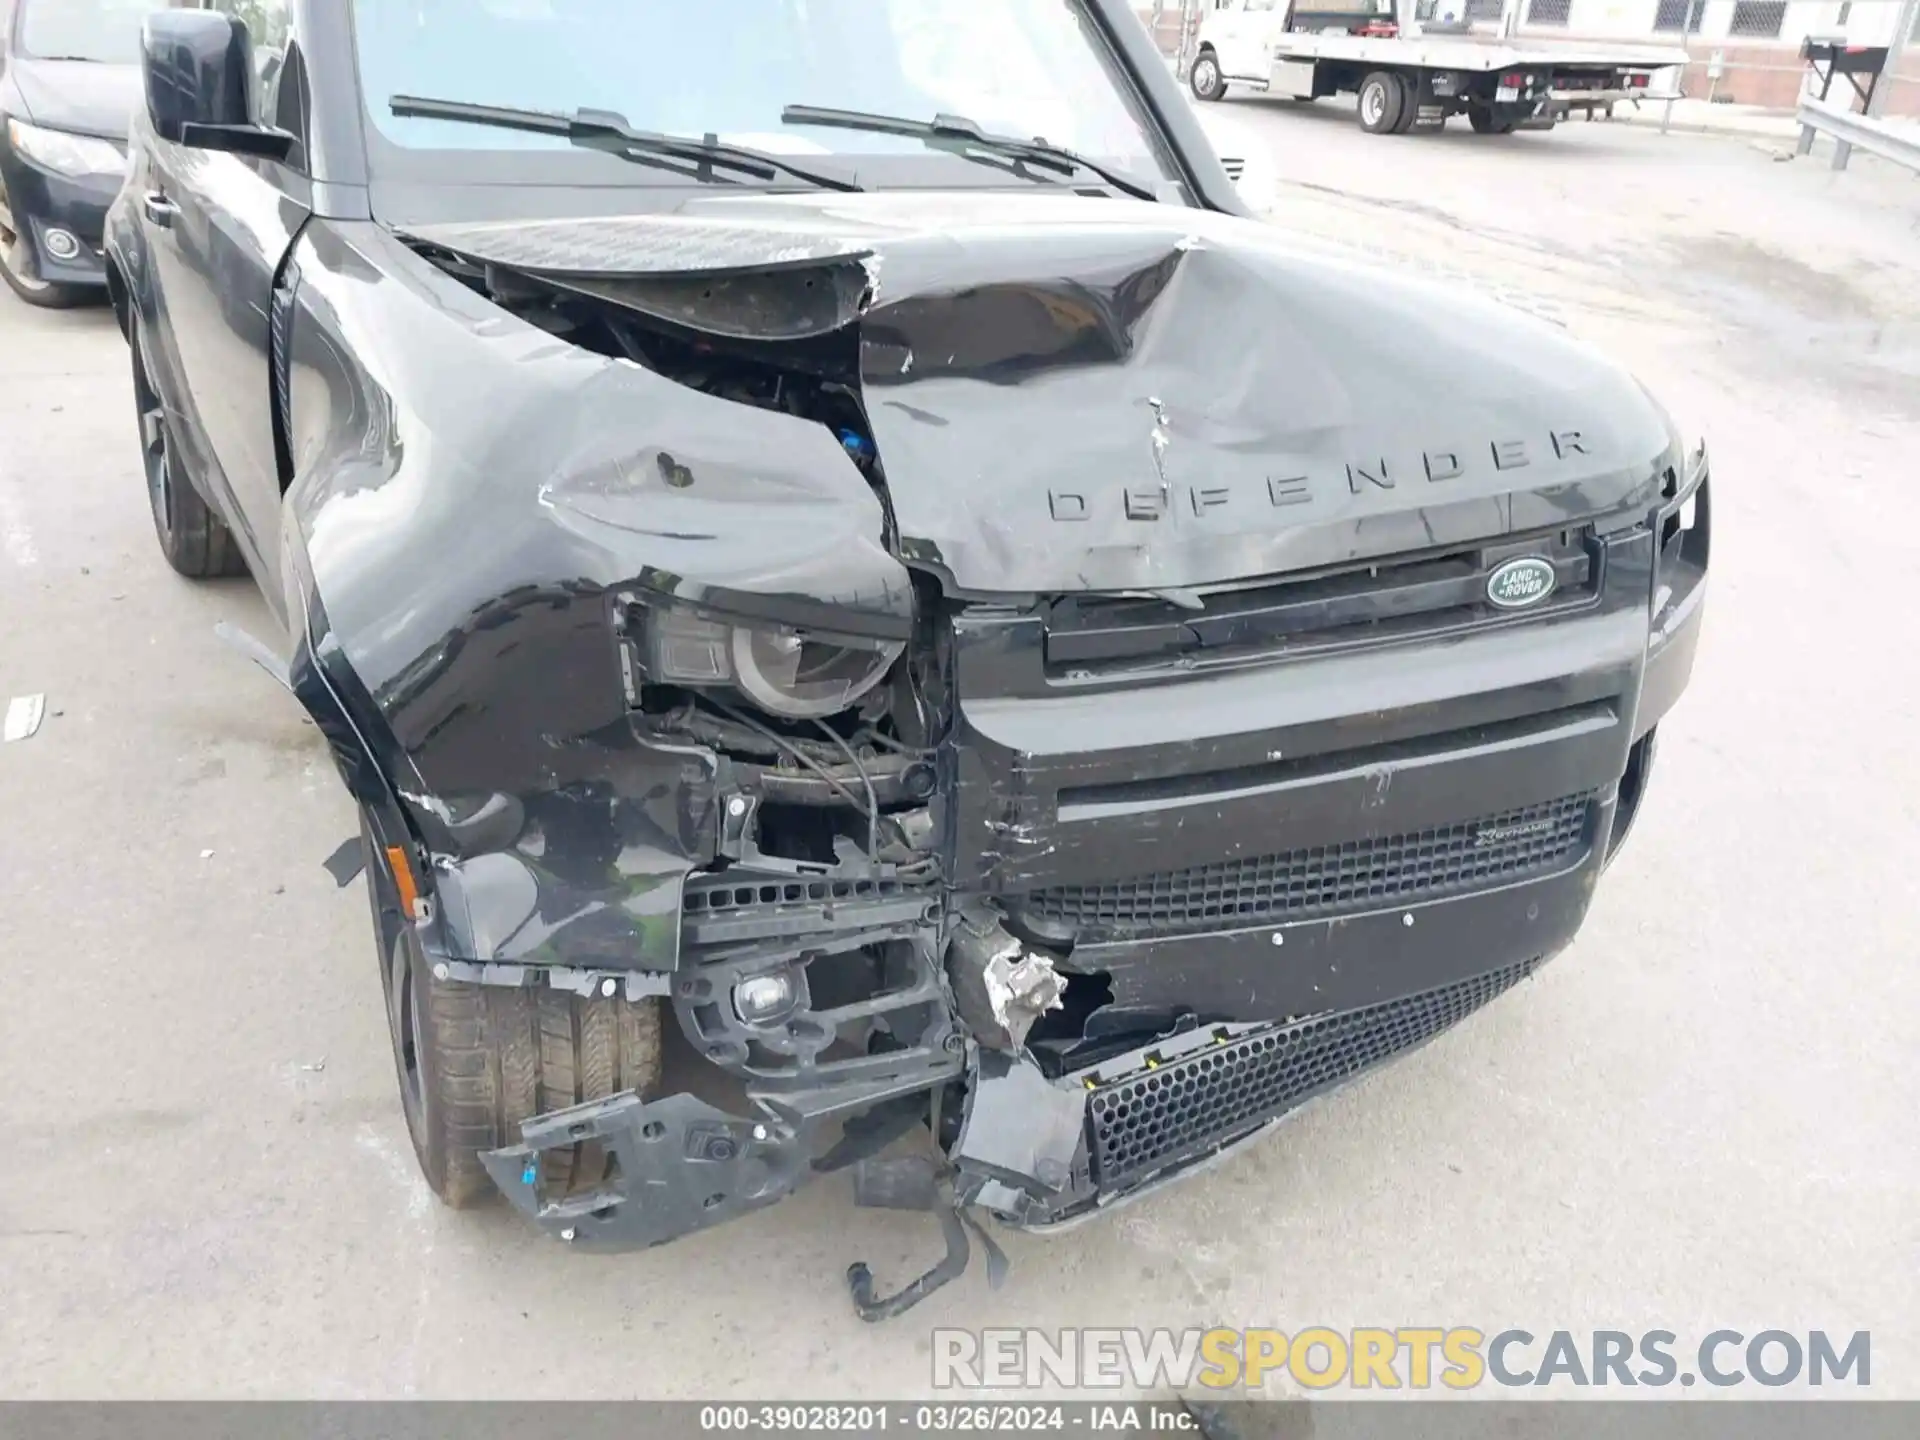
xmin=482 ymin=1091 xmax=808 ymax=1249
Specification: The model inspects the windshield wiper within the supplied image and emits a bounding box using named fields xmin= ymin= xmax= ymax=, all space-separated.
xmin=389 ymin=96 xmax=863 ymax=193
xmin=780 ymin=105 xmax=1162 ymax=203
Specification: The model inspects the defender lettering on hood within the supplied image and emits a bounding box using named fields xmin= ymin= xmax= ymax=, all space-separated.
xmin=1048 ymin=426 xmax=1595 ymax=524
xmin=402 ymin=190 xmax=1674 ymax=596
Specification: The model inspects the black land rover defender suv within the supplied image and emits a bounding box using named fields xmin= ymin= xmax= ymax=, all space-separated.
xmin=106 ymin=0 xmax=1707 ymax=1317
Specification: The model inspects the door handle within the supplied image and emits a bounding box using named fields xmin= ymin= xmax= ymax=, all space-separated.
xmin=142 ymin=191 xmax=178 ymax=229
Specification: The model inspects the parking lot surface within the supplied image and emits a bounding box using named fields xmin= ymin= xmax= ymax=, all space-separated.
xmin=3 ymin=107 xmax=1917 ymax=1399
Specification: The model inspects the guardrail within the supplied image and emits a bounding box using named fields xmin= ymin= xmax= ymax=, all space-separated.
xmin=1796 ymin=92 xmax=1920 ymax=170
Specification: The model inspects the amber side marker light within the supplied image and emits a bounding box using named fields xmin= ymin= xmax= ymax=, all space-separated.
xmin=386 ymin=844 xmax=423 ymax=920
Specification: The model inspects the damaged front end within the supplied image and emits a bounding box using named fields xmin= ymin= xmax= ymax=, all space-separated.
xmin=282 ymin=193 xmax=1705 ymax=1318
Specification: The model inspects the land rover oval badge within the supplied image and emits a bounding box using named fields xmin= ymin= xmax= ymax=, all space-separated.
xmin=1487 ymin=556 xmax=1557 ymax=610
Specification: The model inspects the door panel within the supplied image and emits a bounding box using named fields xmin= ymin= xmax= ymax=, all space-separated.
xmin=157 ymin=150 xmax=299 ymax=587
xmin=1203 ymin=2 xmax=1247 ymax=74
xmin=1225 ymin=0 xmax=1281 ymax=76
xmin=150 ymin=148 xmax=305 ymax=589
xmin=121 ymin=123 xmax=195 ymax=418
xmin=137 ymin=0 xmax=307 ymax=593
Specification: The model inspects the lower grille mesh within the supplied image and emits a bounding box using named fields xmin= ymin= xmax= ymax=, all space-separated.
xmin=1021 ymin=793 xmax=1593 ymax=939
xmin=1086 ymin=960 xmax=1537 ymax=1188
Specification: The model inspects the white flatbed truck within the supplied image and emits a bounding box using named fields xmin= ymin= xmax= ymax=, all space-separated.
xmin=1189 ymin=0 xmax=1689 ymax=135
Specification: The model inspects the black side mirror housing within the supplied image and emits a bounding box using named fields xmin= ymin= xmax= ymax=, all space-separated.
xmin=142 ymin=10 xmax=293 ymax=162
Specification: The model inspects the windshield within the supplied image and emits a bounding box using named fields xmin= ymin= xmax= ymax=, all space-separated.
xmin=351 ymin=0 xmax=1177 ymax=186
xmin=16 ymin=0 xmax=153 ymax=63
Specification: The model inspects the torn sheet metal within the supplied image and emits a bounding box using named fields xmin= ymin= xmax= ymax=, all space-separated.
xmin=4 ymin=694 xmax=45 ymax=743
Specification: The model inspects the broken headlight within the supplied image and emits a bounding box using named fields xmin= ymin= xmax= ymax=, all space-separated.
xmin=639 ymin=603 xmax=903 ymax=719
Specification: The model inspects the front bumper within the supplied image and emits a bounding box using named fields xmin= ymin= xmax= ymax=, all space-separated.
xmin=478 ymin=451 xmax=1710 ymax=1261
xmin=486 ymin=955 xmax=1542 ymax=1248
xmin=0 ymin=148 xmax=118 ymax=287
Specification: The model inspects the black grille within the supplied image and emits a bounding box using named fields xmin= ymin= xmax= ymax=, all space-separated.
xmin=684 ymin=873 xmax=915 ymax=913
xmin=1086 ymin=961 xmax=1537 ymax=1188
xmin=1021 ymin=793 xmax=1593 ymax=939
xmin=1042 ymin=529 xmax=1597 ymax=676
xmin=680 ymin=870 xmax=936 ymax=950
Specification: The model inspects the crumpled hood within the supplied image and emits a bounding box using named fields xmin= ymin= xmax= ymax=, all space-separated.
xmin=7 ymin=58 xmax=140 ymax=139
xmin=402 ymin=191 xmax=1674 ymax=594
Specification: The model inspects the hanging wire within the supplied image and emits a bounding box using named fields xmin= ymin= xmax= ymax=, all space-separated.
xmin=855 ymin=727 xmax=938 ymax=758
xmin=705 ymin=696 xmax=875 ymax=820
xmin=814 ymin=720 xmax=881 ymax=862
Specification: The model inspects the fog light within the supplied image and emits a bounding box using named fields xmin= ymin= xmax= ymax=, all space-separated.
xmin=733 ymin=972 xmax=797 ymax=1027
xmin=42 ymin=228 xmax=81 ymax=262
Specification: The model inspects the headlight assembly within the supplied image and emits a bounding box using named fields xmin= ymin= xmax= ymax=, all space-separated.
xmin=639 ymin=603 xmax=903 ymax=719
xmin=6 ymin=119 xmax=126 ymax=178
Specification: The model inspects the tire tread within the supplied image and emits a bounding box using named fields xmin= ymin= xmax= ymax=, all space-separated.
xmin=362 ymin=819 xmax=665 ymax=1210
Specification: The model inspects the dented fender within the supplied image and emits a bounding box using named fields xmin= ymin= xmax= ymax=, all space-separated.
xmin=275 ymin=221 xmax=914 ymax=971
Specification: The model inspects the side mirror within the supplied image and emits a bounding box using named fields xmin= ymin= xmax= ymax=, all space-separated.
xmin=141 ymin=10 xmax=292 ymax=162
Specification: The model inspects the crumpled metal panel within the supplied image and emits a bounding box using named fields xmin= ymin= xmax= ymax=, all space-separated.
xmin=282 ymin=221 xmax=909 ymax=973
xmin=286 ymin=188 xmax=1674 ymax=975
xmin=405 ymin=189 xmax=1675 ymax=596
xmin=404 ymin=210 xmax=878 ymax=276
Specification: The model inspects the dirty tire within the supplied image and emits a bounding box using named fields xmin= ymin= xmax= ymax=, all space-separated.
xmin=1469 ymin=106 xmax=1516 ymax=135
xmin=1357 ymin=72 xmax=1404 ymax=135
xmin=130 ymin=319 xmax=248 ymax=579
xmin=364 ymin=826 xmax=664 ymax=1208
xmin=1189 ymin=50 xmax=1227 ymax=102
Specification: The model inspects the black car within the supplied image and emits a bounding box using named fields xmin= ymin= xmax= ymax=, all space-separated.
xmin=0 ymin=0 xmax=146 ymax=306
xmin=106 ymin=0 xmax=1708 ymax=1318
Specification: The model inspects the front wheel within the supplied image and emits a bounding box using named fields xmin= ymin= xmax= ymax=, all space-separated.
xmin=130 ymin=321 xmax=248 ymax=578
xmin=365 ymin=828 xmax=664 ymax=1208
xmin=1190 ymin=51 xmax=1228 ymax=102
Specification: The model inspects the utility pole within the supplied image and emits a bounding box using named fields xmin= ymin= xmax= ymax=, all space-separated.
xmin=1834 ymin=0 xmax=1918 ymax=169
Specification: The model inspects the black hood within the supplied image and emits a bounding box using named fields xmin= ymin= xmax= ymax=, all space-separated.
xmin=404 ymin=191 xmax=1676 ymax=596
xmin=6 ymin=57 xmax=140 ymax=138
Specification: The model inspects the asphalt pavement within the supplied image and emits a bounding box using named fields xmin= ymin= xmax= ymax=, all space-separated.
xmin=2 ymin=112 xmax=1917 ymax=1399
